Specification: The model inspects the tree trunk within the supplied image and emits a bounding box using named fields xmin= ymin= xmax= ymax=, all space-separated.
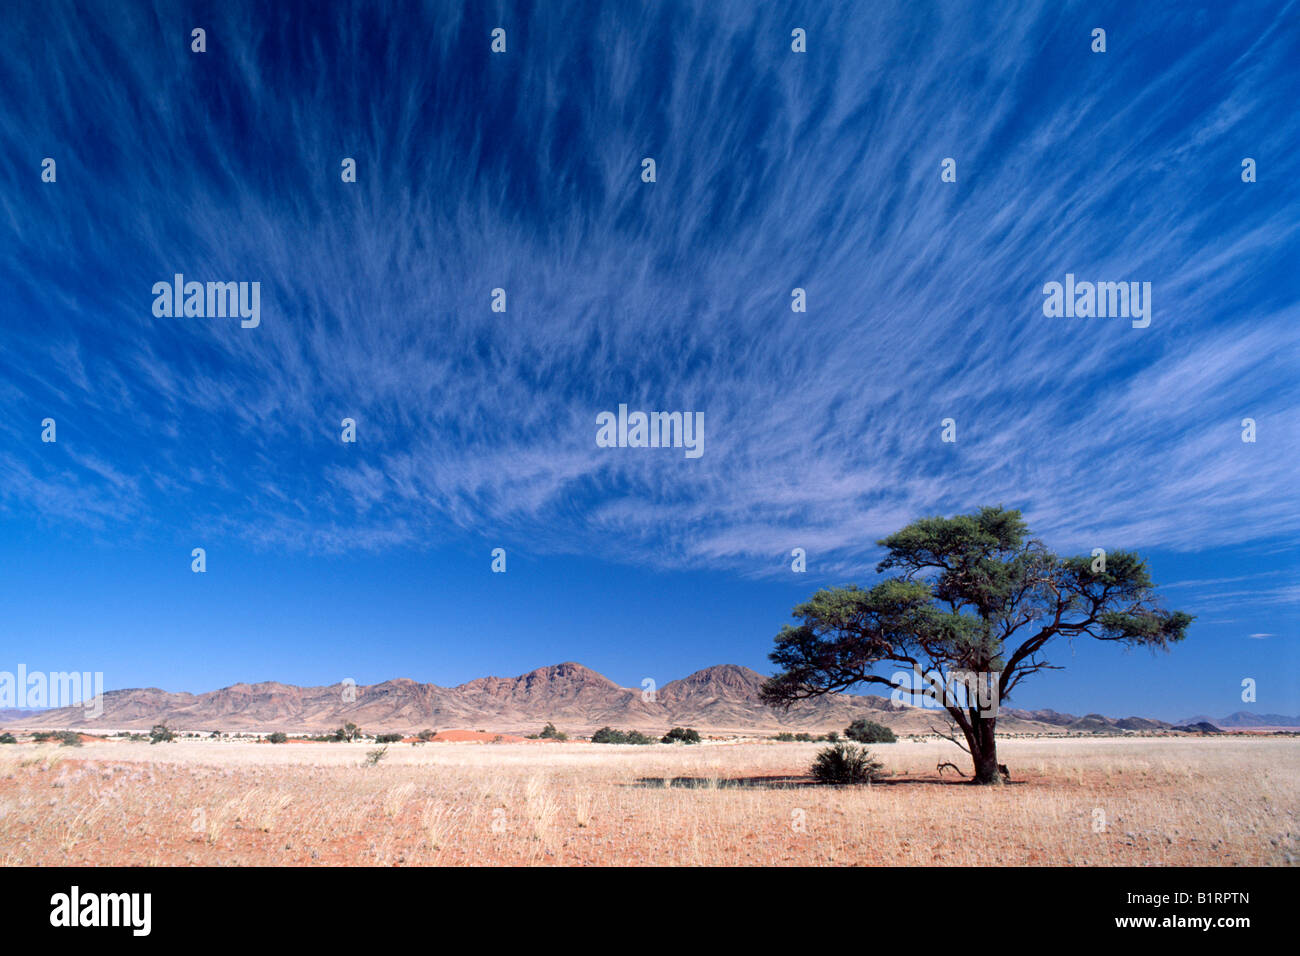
xmin=969 ymin=715 xmax=1006 ymax=784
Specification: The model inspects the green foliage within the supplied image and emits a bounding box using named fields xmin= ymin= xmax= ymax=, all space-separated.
xmin=266 ymin=732 xmax=287 ymax=744
xmin=58 ymin=731 xmax=82 ymax=747
xmin=762 ymin=507 xmax=1192 ymax=711
xmin=661 ymin=727 xmax=701 ymax=744
xmin=590 ymin=726 xmax=655 ymax=745
xmin=374 ymin=733 xmax=404 ymax=744
xmin=845 ymin=719 xmax=897 ymax=743
xmin=822 ymin=731 xmax=839 ymax=742
xmin=149 ymin=724 xmax=175 ymax=744
xmin=774 ymin=732 xmax=796 ymax=742
xmin=810 ymin=743 xmax=884 ymax=785
xmin=417 ymin=729 xmax=437 ymax=741
xmin=0 ymin=732 xmax=16 ymax=744
xmin=539 ymin=722 xmax=568 ymax=741
xmin=332 ymin=722 xmax=361 ymax=742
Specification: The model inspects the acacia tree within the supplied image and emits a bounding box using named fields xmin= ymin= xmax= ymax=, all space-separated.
xmin=761 ymin=507 xmax=1191 ymax=784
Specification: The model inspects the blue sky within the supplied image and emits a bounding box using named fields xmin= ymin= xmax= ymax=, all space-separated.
xmin=1 ymin=1 xmax=1296 ymax=721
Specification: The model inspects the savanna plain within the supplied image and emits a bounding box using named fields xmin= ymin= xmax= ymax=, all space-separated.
xmin=1 ymin=736 xmax=1294 ymax=866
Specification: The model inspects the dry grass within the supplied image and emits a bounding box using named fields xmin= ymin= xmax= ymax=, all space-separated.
xmin=0 ymin=737 xmax=1295 ymax=866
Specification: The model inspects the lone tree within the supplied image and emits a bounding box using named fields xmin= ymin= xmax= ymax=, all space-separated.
xmin=761 ymin=507 xmax=1191 ymax=784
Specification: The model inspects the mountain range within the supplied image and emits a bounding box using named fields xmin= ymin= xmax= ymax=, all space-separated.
xmin=8 ymin=663 xmax=1298 ymax=735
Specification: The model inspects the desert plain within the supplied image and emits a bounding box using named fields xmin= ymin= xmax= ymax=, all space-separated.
xmin=1 ymin=734 xmax=1295 ymax=866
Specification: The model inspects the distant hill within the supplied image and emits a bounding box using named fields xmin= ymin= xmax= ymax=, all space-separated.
xmin=1000 ymin=707 xmax=1174 ymax=732
xmin=0 ymin=708 xmax=46 ymax=724
xmin=1180 ymin=711 xmax=1300 ymax=728
xmin=9 ymin=663 xmax=1290 ymax=735
xmin=1172 ymin=721 xmax=1223 ymax=734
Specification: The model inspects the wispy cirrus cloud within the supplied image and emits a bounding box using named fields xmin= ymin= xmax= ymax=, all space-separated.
xmin=0 ymin=0 xmax=1296 ymax=588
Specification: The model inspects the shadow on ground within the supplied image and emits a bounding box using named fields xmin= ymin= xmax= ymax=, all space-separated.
xmin=631 ymin=775 xmax=1024 ymax=790
xmin=633 ymin=775 xmax=811 ymax=790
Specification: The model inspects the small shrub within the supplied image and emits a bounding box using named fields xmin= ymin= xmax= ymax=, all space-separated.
xmin=845 ymin=719 xmax=897 ymax=744
xmin=374 ymin=733 xmax=403 ymax=744
xmin=822 ymin=731 xmax=840 ymax=742
xmin=661 ymin=727 xmax=701 ymax=744
xmin=539 ymin=722 xmax=568 ymax=741
xmin=266 ymin=732 xmax=287 ymax=744
xmin=418 ymin=729 xmax=437 ymax=741
xmin=364 ymin=746 xmax=387 ymax=766
xmin=810 ymin=743 xmax=884 ymax=785
xmin=0 ymin=732 xmax=16 ymax=744
xmin=149 ymin=724 xmax=174 ymax=745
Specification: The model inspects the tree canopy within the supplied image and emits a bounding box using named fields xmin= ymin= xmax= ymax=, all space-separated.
xmin=761 ymin=507 xmax=1192 ymax=782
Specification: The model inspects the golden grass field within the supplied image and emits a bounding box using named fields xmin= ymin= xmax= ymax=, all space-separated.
xmin=1 ymin=736 xmax=1295 ymax=866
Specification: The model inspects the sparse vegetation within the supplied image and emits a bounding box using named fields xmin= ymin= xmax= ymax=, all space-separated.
xmin=364 ymin=746 xmax=387 ymax=766
xmin=0 ymin=733 xmax=16 ymax=744
xmin=418 ymin=729 xmax=437 ymax=741
xmin=590 ymin=727 xmax=655 ymax=745
xmin=374 ymin=733 xmax=404 ymax=744
xmin=845 ymin=719 xmax=897 ymax=744
xmin=266 ymin=732 xmax=287 ymax=744
xmin=810 ymin=743 xmax=884 ymax=785
xmin=0 ymin=737 xmax=1289 ymax=866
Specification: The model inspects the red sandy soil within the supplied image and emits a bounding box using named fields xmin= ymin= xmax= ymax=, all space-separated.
xmin=258 ymin=731 xmax=535 ymax=743
xmin=427 ymin=730 xmax=530 ymax=743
